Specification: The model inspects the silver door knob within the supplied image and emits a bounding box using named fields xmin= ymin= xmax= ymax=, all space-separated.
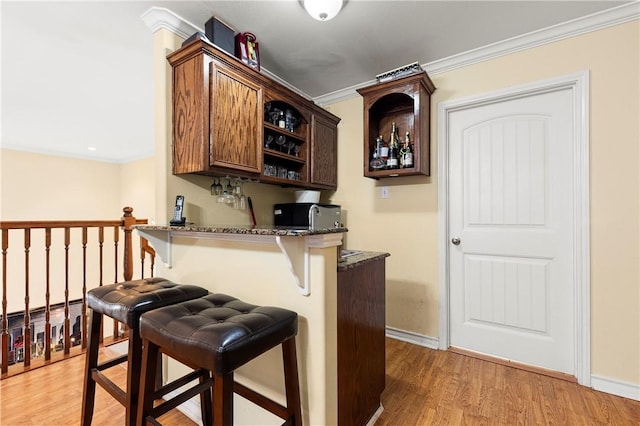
xmin=451 ymin=237 xmax=461 ymax=245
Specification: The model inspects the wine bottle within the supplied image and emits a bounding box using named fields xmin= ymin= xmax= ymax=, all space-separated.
xmin=387 ymin=123 xmax=399 ymax=169
xmin=278 ymin=110 xmax=286 ymax=128
xmin=400 ymin=131 xmax=414 ymax=168
xmin=378 ymin=135 xmax=389 ymax=166
xmin=370 ymin=136 xmax=385 ymax=170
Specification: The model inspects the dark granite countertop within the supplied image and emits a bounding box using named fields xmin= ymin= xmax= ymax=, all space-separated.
xmin=338 ymin=250 xmax=390 ymax=271
xmin=134 ymin=224 xmax=348 ymax=237
xmin=134 ymin=225 xmax=386 ymax=271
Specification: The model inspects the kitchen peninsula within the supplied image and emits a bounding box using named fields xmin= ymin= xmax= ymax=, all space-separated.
xmin=135 ymin=224 xmax=388 ymax=426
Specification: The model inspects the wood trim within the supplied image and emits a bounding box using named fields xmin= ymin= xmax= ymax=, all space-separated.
xmin=0 ymin=219 xmax=148 ymax=230
xmin=449 ymin=346 xmax=578 ymax=383
xmin=0 ymin=220 xmax=121 ymax=230
xmin=0 ymin=208 xmax=152 ymax=380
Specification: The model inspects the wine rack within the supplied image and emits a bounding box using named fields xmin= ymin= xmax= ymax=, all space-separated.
xmin=357 ymin=72 xmax=436 ymax=179
xmin=261 ymin=103 xmax=309 ymax=186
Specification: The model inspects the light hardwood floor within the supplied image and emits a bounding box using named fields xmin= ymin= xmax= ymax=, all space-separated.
xmin=0 ymin=338 xmax=638 ymax=425
xmin=376 ymin=339 xmax=639 ymax=425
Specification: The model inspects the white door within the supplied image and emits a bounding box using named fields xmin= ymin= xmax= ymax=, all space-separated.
xmin=448 ymin=88 xmax=575 ymax=374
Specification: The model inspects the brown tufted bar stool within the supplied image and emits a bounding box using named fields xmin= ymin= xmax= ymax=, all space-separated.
xmin=81 ymin=277 xmax=209 ymax=426
xmin=136 ymin=293 xmax=302 ymax=426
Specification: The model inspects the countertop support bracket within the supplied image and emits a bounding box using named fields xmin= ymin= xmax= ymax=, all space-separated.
xmin=274 ymin=233 xmax=342 ymax=296
xmin=275 ymin=236 xmax=310 ymax=296
xmin=137 ymin=229 xmax=173 ymax=267
xmin=134 ymin=227 xmax=343 ymax=296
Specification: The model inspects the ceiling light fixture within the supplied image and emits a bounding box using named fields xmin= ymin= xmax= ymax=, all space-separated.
xmin=303 ymin=0 xmax=343 ymax=21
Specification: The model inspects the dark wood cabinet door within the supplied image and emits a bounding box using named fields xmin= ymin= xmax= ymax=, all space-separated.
xmin=310 ymin=114 xmax=338 ymax=188
xmin=210 ymin=61 xmax=263 ymax=174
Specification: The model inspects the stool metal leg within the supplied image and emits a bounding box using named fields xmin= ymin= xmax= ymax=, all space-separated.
xmin=213 ymin=372 xmax=234 ymax=426
xmin=282 ymin=338 xmax=303 ymax=426
xmin=81 ymin=309 xmax=102 ymax=426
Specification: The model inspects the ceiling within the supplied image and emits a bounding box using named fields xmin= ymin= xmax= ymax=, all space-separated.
xmin=1 ymin=1 xmax=632 ymax=162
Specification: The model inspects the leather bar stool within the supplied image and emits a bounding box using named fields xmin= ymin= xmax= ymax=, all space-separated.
xmin=136 ymin=293 xmax=302 ymax=426
xmin=81 ymin=277 xmax=209 ymax=426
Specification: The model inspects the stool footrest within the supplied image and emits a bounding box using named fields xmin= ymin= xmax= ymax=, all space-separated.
xmin=91 ymin=370 xmax=127 ymax=406
xmin=151 ymin=377 xmax=214 ymax=419
xmin=153 ymin=369 xmax=209 ymax=400
xmin=95 ymin=353 xmax=128 ymax=372
xmin=234 ymin=381 xmax=289 ymax=421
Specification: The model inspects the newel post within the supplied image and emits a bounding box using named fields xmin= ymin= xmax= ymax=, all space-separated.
xmin=122 ymin=207 xmax=135 ymax=282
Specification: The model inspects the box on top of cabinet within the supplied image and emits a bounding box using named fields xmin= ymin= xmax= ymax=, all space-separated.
xmin=205 ymin=16 xmax=235 ymax=56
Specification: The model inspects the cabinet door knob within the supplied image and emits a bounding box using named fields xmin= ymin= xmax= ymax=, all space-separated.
xmin=451 ymin=237 xmax=461 ymax=246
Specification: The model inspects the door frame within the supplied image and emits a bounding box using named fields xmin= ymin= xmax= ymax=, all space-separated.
xmin=437 ymin=71 xmax=591 ymax=385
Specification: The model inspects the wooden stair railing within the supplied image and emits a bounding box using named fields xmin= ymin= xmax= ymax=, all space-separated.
xmin=0 ymin=207 xmax=155 ymax=379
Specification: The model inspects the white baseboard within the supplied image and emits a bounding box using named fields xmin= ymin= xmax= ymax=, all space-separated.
xmin=164 ymin=389 xmax=203 ymax=425
xmin=366 ymin=404 xmax=384 ymax=426
xmin=385 ymin=326 xmax=439 ymax=350
xmin=163 ymin=389 xmax=282 ymax=425
xmin=591 ymin=375 xmax=640 ymax=401
xmin=104 ymin=340 xmax=127 ymax=355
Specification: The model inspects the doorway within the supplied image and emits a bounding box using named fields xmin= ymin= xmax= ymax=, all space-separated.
xmin=437 ymin=72 xmax=591 ymax=384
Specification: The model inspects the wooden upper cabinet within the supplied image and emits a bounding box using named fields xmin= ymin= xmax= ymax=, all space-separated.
xmin=209 ymin=61 xmax=262 ymax=174
xmin=311 ymin=113 xmax=339 ymax=188
xmin=169 ymin=41 xmax=262 ymax=177
xmin=168 ymin=37 xmax=340 ymax=189
xmin=171 ymin=50 xmax=209 ymax=174
xmin=357 ymin=72 xmax=435 ymax=179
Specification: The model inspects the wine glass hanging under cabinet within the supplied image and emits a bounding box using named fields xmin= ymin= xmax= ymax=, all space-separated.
xmin=357 ymin=71 xmax=436 ymax=179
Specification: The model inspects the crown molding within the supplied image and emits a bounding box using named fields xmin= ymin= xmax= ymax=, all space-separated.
xmin=140 ymin=7 xmax=200 ymax=40
xmin=0 ymin=144 xmax=153 ymax=164
xmin=314 ymin=2 xmax=639 ymax=106
xmin=141 ymin=7 xmax=313 ymax=100
xmin=424 ymin=2 xmax=639 ymax=76
xmin=261 ymin=69 xmax=313 ymax=101
xmin=142 ymin=4 xmax=638 ymax=106
xmin=313 ymin=78 xmax=378 ymax=107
